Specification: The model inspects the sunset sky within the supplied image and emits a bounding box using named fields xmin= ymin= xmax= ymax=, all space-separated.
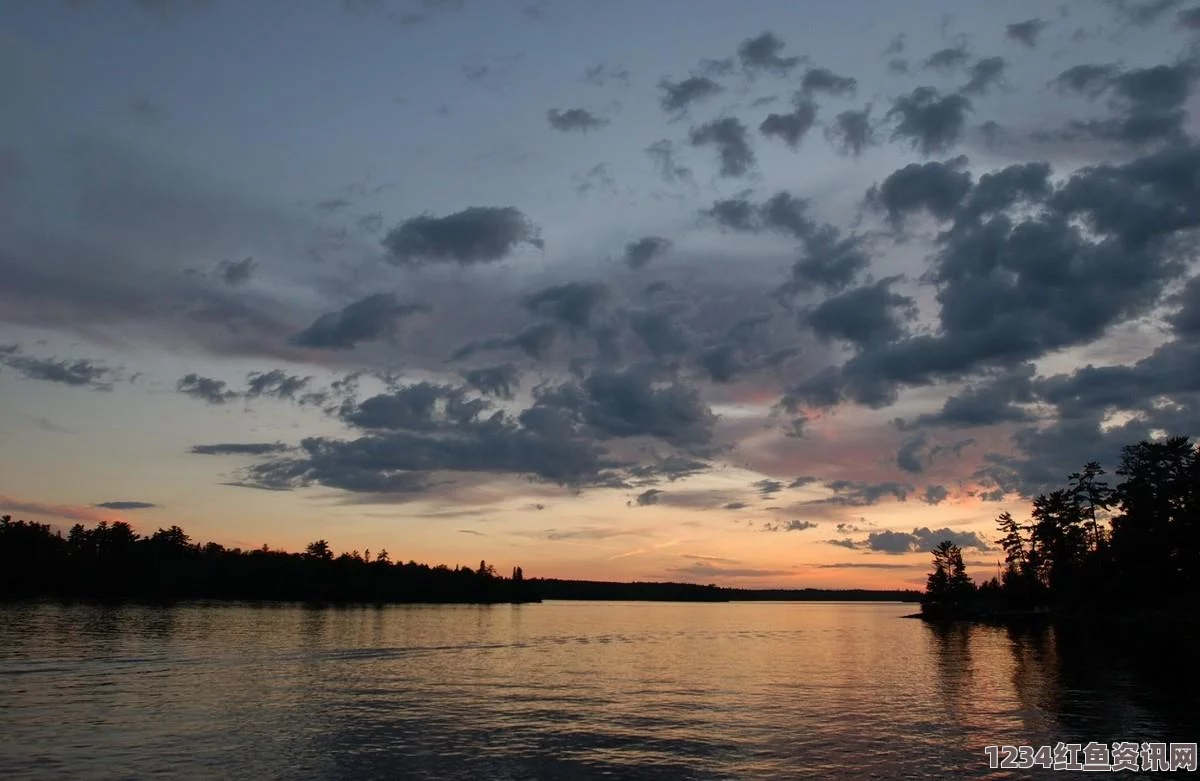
xmin=3 ymin=0 xmax=1200 ymax=589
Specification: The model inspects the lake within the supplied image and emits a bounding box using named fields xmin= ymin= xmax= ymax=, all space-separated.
xmin=0 ymin=601 xmax=1195 ymax=779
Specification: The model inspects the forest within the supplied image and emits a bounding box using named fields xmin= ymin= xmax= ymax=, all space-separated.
xmin=0 ymin=519 xmax=536 ymax=603
xmin=921 ymin=435 xmax=1200 ymax=620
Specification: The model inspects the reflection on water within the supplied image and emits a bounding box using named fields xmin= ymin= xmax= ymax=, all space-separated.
xmin=0 ymin=601 xmax=1194 ymax=779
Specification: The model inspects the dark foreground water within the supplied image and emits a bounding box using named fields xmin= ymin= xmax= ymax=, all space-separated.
xmin=0 ymin=601 xmax=1195 ymax=779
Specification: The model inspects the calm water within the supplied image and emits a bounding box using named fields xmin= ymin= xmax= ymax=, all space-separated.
xmin=0 ymin=601 xmax=1195 ymax=779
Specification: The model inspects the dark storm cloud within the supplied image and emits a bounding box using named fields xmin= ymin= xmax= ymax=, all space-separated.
xmin=522 ymin=281 xmax=610 ymax=330
xmin=866 ymin=157 xmax=972 ymax=226
xmin=802 ymin=277 xmax=916 ymax=348
xmin=888 ymin=87 xmax=972 ymax=155
xmin=0 ymin=346 xmax=116 ymax=390
xmin=658 ymin=76 xmax=723 ymax=114
xmin=623 ymin=236 xmax=673 ymax=269
xmin=217 ymin=256 xmax=255 ymax=286
xmin=645 ymin=140 xmax=693 ymax=184
xmin=737 ymin=32 xmax=803 ymax=74
xmin=924 ymin=45 xmax=972 ymax=73
xmin=291 ymin=293 xmax=426 ymax=350
xmin=382 ymin=206 xmax=542 ymax=266
xmin=865 ymin=526 xmax=991 ymax=554
xmin=190 ymin=442 xmax=290 ymax=456
xmin=244 ymin=369 xmax=311 ymax=400
xmin=825 ymin=106 xmax=876 ymax=156
xmin=1006 ymin=18 xmax=1047 ymax=47
xmin=759 ymin=98 xmax=818 ymax=149
xmin=689 ymin=118 xmax=755 ymax=177
xmin=176 ymin=373 xmax=238 ymax=405
xmin=546 ymin=108 xmax=609 ymax=132
xmin=801 ymin=68 xmax=857 ymax=97
xmin=962 ymin=57 xmax=1007 ymax=95
xmin=93 ymin=500 xmax=156 ymax=510
xmin=462 ymin=364 xmax=520 ymax=399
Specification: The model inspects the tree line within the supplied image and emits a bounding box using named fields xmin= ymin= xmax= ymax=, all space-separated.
xmin=0 ymin=519 xmax=536 ymax=603
xmin=922 ymin=435 xmax=1200 ymax=619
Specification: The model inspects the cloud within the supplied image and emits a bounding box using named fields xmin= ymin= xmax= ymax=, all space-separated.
xmin=291 ymin=293 xmax=426 ymax=350
xmin=462 ymin=364 xmax=520 ymax=399
xmin=659 ymin=76 xmax=723 ymax=114
xmin=759 ymin=97 xmax=818 ymax=149
xmin=864 ymin=526 xmax=992 ymax=554
xmin=888 ymin=87 xmax=972 ymax=155
xmin=1006 ymin=18 xmax=1047 ymax=47
xmin=217 ymin=256 xmax=256 ymax=286
xmin=823 ymin=480 xmax=914 ymax=506
xmin=924 ymin=45 xmax=972 ymax=73
xmin=93 ymin=501 xmax=156 ymax=510
xmin=634 ymin=488 xmax=663 ymax=506
xmin=753 ymin=479 xmax=785 ymax=497
xmin=962 ymin=57 xmax=1007 ymax=96
xmin=382 ymin=206 xmax=542 ymax=266
xmin=0 ymin=494 xmax=120 ymax=524
xmin=801 ymin=68 xmax=857 ymax=97
xmin=902 ymin=365 xmax=1036 ymax=428
xmin=523 ymin=281 xmax=610 ymax=330
xmin=645 ymin=140 xmax=692 ymax=184
xmin=737 ymin=32 xmax=803 ymax=74
xmin=825 ymin=106 xmax=876 ymax=156
xmin=546 ymin=108 xmax=609 ymax=132
xmin=786 ymin=144 xmax=1195 ymax=410
xmin=1057 ymin=60 xmax=1198 ymax=145
xmin=190 ymin=442 xmax=290 ymax=455
xmin=1107 ymin=0 xmax=1186 ymax=27
xmin=896 ymin=432 xmax=929 ymax=474
xmin=814 ymin=561 xmax=916 ymax=569
xmin=1179 ymin=7 xmax=1200 ymax=29
xmin=762 ymin=519 xmax=818 ymax=532
xmin=689 ymin=117 xmax=755 ymax=177
xmin=237 ymin=366 xmax=715 ymax=496
xmin=176 ymin=373 xmax=238 ymax=405
xmin=244 ymin=369 xmax=311 ymax=400
xmin=703 ymin=191 xmax=869 ymax=293
xmin=623 ymin=236 xmax=673 ymax=269
xmin=866 ymin=157 xmax=972 ymax=226
xmin=583 ymin=63 xmax=630 ymax=87
xmin=921 ymin=484 xmax=950 ymax=505
xmin=0 ymin=346 xmax=116 ymax=390
xmin=668 ymin=562 xmax=791 ymax=579
xmin=802 ymin=277 xmax=916 ymax=348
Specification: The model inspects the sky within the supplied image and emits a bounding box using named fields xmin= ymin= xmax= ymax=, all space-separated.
xmin=3 ymin=0 xmax=1200 ymax=589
